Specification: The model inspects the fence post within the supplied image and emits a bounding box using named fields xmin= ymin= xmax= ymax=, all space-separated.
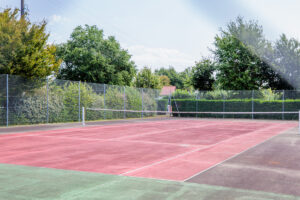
xmin=6 ymin=74 xmax=8 ymax=127
xmin=282 ymin=90 xmax=285 ymax=120
xmin=141 ymin=88 xmax=144 ymax=119
xmin=123 ymin=86 xmax=126 ymax=119
xmin=103 ymin=84 xmax=106 ymax=120
xmin=78 ymin=81 xmax=81 ymax=122
xmin=46 ymin=78 xmax=49 ymax=123
xmin=82 ymin=107 xmax=85 ymax=126
xmin=196 ymin=92 xmax=199 ymax=118
xmin=252 ymin=90 xmax=254 ymax=120
xmin=299 ymin=110 xmax=300 ymax=134
xmin=222 ymin=92 xmax=225 ymax=119
xmin=168 ymin=91 xmax=172 ymax=117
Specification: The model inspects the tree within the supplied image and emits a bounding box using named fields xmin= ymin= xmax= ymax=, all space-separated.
xmin=135 ymin=67 xmax=162 ymax=89
xmin=56 ymin=25 xmax=136 ymax=86
xmin=214 ymin=17 xmax=285 ymax=90
xmin=155 ymin=67 xmax=184 ymax=89
xmin=273 ymin=34 xmax=300 ymax=89
xmin=191 ymin=59 xmax=216 ymax=90
xmin=159 ymin=75 xmax=170 ymax=86
xmin=180 ymin=67 xmax=194 ymax=91
xmin=0 ymin=9 xmax=60 ymax=78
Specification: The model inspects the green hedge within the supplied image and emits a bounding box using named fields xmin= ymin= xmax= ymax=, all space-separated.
xmin=4 ymin=81 xmax=158 ymax=126
xmin=157 ymin=99 xmax=300 ymax=120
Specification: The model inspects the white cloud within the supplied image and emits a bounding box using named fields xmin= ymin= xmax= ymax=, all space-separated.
xmin=49 ymin=14 xmax=69 ymax=25
xmin=126 ymin=45 xmax=196 ymax=72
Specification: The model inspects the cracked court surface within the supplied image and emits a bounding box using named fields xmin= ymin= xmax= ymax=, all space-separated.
xmin=0 ymin=119 xmax=299 ymax=199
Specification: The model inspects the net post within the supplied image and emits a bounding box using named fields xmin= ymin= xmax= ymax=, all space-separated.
xmin=103 ymin=84 xmax=106 ymax=120
xmin=78 ymin=81 xmax=81 ymax=122
xmin=252 ymin=90 xmax=254 ymax=120
xmin=167 ymin=105 xmax=172 ymax=117
xmin=82 ymin=107 xmax=85 ymax=126
xmin=168 ymin=91 xmax=171 ymax=119
xmin=6 ymin=74 xmax=9 ymax=127
xmin=196 ymin=92 xmax=199 ymax=118
xmin=141 ymin=88 xmax=144 ymax=119
xmin=123 ymin=86 xmax=126 ymax=119
xmin=46 ymin=78 xmax=49 ymax=123
xmin=222 ymin=91 xmax=225 ymax=119
xmin=282 ymin=90 xmax=285 ymax=120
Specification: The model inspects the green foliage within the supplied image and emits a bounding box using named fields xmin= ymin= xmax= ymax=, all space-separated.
xmin=181 ymin=67 xmax=194 ymax=91
xmin=135 ymin=67 xmax=162 ymax=89
xmin=12 ymin=85 xmax=64 ymax=124
xmin=214 ymin=17 xmax=285 ymax=90
xmin=155 ymin=67 xmax=185 ymax=89
xmin=104 ymin=86 xmax=157 ymax=118
xmin=56 ymin=25 xmax=136 ymax=86
xmin=259 ymin=89 xmax=282 ymax=101
xmin=159 ymin=75 xmax=170 ymax=86
xmin=199 ymin=90 xmax=230 ymax=100
xmin=0 ymin=9 xmax=61 ymax=78
xmin=172 ymin=89 xmax=195 ymax=99
xmin=142 ymin=91 xmax=157 ymax=115
xmin=273 ymin=34 xmax=300 ymax=89
xmin=10 ymin=81 xmax=106 ymax=124
xmin=157 ymin=98 xmax=299 ymax=120
xmin=191 ymin=59 xmax=216 ymax=90
xmin=62 ymin=82 xmax=104 ymax=121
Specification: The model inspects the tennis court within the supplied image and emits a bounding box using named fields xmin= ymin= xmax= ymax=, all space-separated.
xmin=0 ymin=116 xmax=299 ymax=199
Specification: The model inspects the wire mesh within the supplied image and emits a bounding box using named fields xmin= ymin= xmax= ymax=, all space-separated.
xmin=0 ymin=75 xmax=6 ymax=126
xmin=1 ymin=74 xmax=300 ymax=127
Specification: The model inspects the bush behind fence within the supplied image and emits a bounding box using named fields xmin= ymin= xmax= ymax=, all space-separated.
xmin=160 ymin=99 xmax=300 ymax=120
xmin=0 ymin=74 xmax=161 ymax=126
xmin=1 ymin=74 xmax=300 ymax=126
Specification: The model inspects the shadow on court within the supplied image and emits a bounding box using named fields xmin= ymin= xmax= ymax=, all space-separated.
xmin=186 ymin=127 xmax=300 ymax=197
xmin=0 ymin=163 xmax=299 ymax=200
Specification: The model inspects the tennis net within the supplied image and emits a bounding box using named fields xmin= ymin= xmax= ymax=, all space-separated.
xmin=83 ymin=107 xmax=300 ymax=124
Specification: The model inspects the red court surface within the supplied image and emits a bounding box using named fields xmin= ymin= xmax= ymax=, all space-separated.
xmin=0 ymin=120 xmax=297 ymax=181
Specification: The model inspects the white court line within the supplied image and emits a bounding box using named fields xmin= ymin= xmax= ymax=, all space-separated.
xmin=109 ymin=122 xmax=218 ymax=141
xmin=35 ymin=135 xmax=201 ymax=148
xmin=183 ymin=126 xmax=297 ymax=182
xmin=27 ymin=122 xmax=221 ymax=148
xmin=2 ymin=119 xmax=199 ymax=139
xmin=121 ymin=123 xmax=288 ymax=176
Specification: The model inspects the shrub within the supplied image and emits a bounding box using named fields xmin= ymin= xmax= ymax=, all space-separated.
xmin=172 ymin=89 xmax=196 ymax=99
xmin=157 ymin=99 xmax=300 ymax=120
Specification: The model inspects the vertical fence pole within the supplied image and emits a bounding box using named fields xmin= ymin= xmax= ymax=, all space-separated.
xmin=78 ymin=81 xmax=81 ymax=122
xmin=222 ymin=93 xmax=225 ymax=119
xmin=168 ymin=91 xmax=171 ymax=117
xmin=252 ymin=90 xmax=254 ymax=120
xmin=82 ymin=107 xmax=85 ymax=126
xmin=196 ymin=92 xmax=199 ymax=118
xmin=46 ymin=79 xmax=49 ymax=123
xmin=6 ymin=74 xmax=8 ymax=127
xmin=141 ymin=88 xmax=144 ymax=119
xmin=282 ymin=90 xmax=285 ymax=120
xmin=299 ymin=110 xmax=300 ymax=135
xmin=123 ymin=86 xmax=126 ymax=119
xmin=103 ymin=84 xmax=106 ymax=120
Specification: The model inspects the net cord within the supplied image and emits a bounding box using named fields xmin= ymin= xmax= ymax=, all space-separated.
xmin=86 ymin=108 xmax=298 ymax=115
xmin=83 ymin=107 xmax=300 ymax=135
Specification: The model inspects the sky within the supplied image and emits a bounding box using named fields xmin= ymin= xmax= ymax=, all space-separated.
xmin=1 ymin=0 xmax=300 ymax=72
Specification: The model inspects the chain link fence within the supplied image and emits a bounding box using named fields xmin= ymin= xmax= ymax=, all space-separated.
xmin=1 ymin=74 xmax=300 ymax=126
xmin=0 ymin=74 xmax=162 ymax=126
xmin=168 ymin=90 xmax=300 ymax=120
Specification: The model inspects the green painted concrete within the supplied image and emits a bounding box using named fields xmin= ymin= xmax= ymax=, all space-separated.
xmin=0 ymin=164 xmax=299 ymax=200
